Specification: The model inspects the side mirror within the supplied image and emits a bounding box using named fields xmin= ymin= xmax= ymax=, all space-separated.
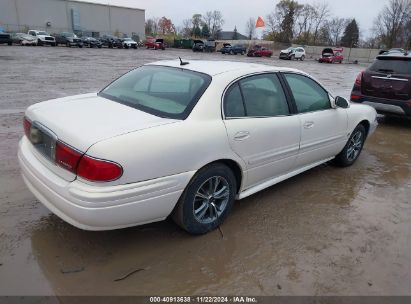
xmin=335 ymin=96 xmax=349 ymax=108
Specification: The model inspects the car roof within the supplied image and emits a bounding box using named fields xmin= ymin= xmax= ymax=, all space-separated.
xmin=377 ymin=52 xmax=411 ymax=59
xmin=146 ymin=60 xmax=301 ymax=76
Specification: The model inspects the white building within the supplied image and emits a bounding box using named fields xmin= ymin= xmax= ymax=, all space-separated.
xmin=0 ymin=0 xmax=145 ymax=38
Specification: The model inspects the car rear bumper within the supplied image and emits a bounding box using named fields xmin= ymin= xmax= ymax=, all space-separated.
xmin=18 ymin=137 xmax=195 ymax=230
xmin=351 ymin=95 xmax=411 ymax=117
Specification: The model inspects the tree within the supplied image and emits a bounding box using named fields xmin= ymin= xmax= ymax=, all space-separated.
xmin=277 ymin=0 xmax=303 ymax=42
xmin=295 ymin=4 xmax=316 ymax=42
xmin=311 ymin=2 xmax=330 ymax=45
xmin=327 ymin=17 xmax=348 ymax=46
xmin=245 ymin=18 xmax=256 ymax=40
xmin=232 ymin=26 xmax=239 ymax=40
xmin=201 ymin=23 xmax=210 ymax=38
xmin=208 ymin=10 xmax=225 ymax=38
xmin=145 ymin=18 xmax=156 ymax=36
xmin=158 ymin=17 xmax=175 ymax=35
xmin=341 ymin=19 xmax=359 ymax=47
xmin=265 ymin=0 xmax=302 ymax=43
xmin=373 ymin=0 xmax=411 ymax=48
xmin=181 ymin=19 xmax=192 ymax=37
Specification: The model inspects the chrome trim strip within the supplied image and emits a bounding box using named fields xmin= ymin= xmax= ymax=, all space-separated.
xmin=371 ymin=76 xmax=408 ymax=82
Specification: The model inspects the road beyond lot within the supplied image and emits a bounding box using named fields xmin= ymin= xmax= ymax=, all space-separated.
xmin=0 ymin=46 xmax=410 ymax=296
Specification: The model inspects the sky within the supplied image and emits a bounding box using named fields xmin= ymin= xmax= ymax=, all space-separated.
xmin=81 ymin=0 xmax=389 ymax=38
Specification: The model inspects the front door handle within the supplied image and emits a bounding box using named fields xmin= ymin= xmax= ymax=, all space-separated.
xmin=304 ymin=121 xmax=314 ymax=129
xmin=233 ymin=131 xmax=250 ymax=141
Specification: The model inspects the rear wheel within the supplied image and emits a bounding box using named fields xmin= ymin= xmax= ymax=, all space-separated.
xmin=172 ymin=163 xmax=237 ymax=235
xmin=334 ymin=124 xmax=366 ymax=167
xmin=301 ymin=55 xmax=305 ymax=61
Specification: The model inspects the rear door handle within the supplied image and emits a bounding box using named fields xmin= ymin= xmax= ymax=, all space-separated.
xmin=304 ymin=121 xmax=314 ymax=129
xmin=233 ymin=131 xmax=250 ymax=141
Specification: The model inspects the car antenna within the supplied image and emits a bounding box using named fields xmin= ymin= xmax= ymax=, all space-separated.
xmin=179 ymin=57 xmax=189 ymax=66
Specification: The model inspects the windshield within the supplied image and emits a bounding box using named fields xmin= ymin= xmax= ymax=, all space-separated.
xmin=38 ymin=31 xmax=48 ymax=35
xmin=369 ymin=58 xmax=411 ymax=75
xmin=99 ymin=66 xmax=212 ymax=119
xmin=124 ymin=38 xmax=132 ymax=41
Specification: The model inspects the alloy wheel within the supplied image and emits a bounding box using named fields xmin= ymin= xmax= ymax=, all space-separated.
xmin=193 ymin=176 xmax=230 ymax=224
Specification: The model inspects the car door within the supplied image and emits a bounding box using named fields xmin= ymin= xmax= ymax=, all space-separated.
xmin=223 ymin=73 xmax=301 ymax=189
xmin=282 ymin=73 xmax=348 ymax=169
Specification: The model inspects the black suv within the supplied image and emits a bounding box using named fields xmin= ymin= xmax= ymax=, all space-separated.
xmin=351 ymin=51 xmax=411 ymax=117
xmin=99 ymin=35 xmax=123 ymax=48
xmin=0 ymin=33 xmax=12 ymax=45
xmin=55 ymin=32 xmax=83 ymax=47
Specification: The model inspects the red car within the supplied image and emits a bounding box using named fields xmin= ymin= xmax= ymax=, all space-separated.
xmin=350 ymin=51 xmax=411 ymax=117
xmin=247 ymin=45 xmax=273 ymax=57
xmin=319 ymin=48 xmax=343 ymax=63
xmin=145 ymin=37 xmax=165 ymax=50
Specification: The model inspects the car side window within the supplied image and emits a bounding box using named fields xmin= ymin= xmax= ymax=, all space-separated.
xmin=224 ymin=74 xmax=289 ymax=118
xmin=240 ymin=74 xmax=289 ymax=117
xmin=224 ymin=83 xmax=245 ymax=117
xmin=284 ymin=73 xmax=331 ymax=113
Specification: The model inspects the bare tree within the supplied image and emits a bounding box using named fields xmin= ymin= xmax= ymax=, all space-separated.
xmin=311 ymin=2 xmax=330 ymax=45
xmin=327 ymin=17 xmax=348 ymax=46
xmin=245 ymin=18 xmax=256 ymax=40
xmin=181 ymin=19 xmax=192 ymax=37
xmin=295 ymin=4 xmax=316 ymax=41
xmin=203 ymin=11 xmax=213 ymax=30
xmin=209 ymin=10 xmax=224 ymax=38
xmin=374 ymin=0 xmax=411 ymax=48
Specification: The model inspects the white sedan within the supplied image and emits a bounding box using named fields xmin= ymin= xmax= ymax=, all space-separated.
xmin=18 ymin=60 xmax=377 ymax=234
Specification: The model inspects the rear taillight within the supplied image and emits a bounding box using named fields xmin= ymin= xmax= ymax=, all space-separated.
xmin=23 ymin=117 xmax=32 ymax=138
xmin=351 ymin=94 xmax=361 ymax=100
xmin=77 ymin=156 xmax=123 ymax=182
xmin=55 ymin=141 xmax=82 ymax=174
xmin=355 ymin=71 xmax=363 ymax=86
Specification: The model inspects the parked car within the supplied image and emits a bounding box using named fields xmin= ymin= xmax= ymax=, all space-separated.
xmin=99 ymin=35 xmax=123 ymax=48
xmin=350 ymin=51 xmax=411 ymax=117
xmin=121 ymin=37 xmax=138 ymax=49
xmin=192 ymin=39 xmax=205 ymax=52
xmin=81 ymin=36 xmax=102 ymax=48
xmin=12 ymin=33 xmax=37 ymax=46
xmin=219 ymin=43 xmax=246 ymax=55
xmin=279 ymin=47 xmax=306 ymax=60
xmin=28 ymin=30 xmax=56 ymax=46
xmin=204 ymin=39 xmax=216 ymax=52
xmin=247 ymin=45 xmax=273 ymax=57
xmin=145 ymin=37 xmax=165 ymax=50
xmin=319 ymin=48 xmax=343 ymax=63
xmin=19 ymin=60 xmax=377 ymax=235
xmin=54 ymin=32 xmax=83 ymax=47
xmin=0 ymin=32 xmax=13 ymax=45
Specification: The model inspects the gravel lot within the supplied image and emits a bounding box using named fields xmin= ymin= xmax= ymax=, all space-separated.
xmin=0 ymin=45 xmax=410 ymax=296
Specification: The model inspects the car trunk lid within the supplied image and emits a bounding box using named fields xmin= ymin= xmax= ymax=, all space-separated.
xmin=26 ymin=93 xmax=178 ymax=181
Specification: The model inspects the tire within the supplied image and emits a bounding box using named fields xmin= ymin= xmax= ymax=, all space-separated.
xmin=300 ymin=55 xmax=305 ymax=61
xmin=172 ymin=163 xmax=237 ymax=235
xmin=334 ymin=124 xmax=366 ymax=167
xmin=290 ymin=55 xmax=295 ymax=60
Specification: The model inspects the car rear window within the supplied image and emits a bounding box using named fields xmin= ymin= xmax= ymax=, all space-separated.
xmin=369 ymin=58 xmax=411 ymax=75
xmin=99 ymin=66 xmax=211 ymax=119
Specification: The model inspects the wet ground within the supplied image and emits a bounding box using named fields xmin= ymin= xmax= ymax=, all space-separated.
xmin=0 ymin=46 xmax=410 ymax=296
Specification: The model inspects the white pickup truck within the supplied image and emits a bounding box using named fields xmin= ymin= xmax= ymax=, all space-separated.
xmin=28 ymin=30 xmax=56 ymax=46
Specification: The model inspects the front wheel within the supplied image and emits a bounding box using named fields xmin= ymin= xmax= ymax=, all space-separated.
xmin=334 ymin=124 xmax=366 ymax=167
xmin=172 ymin=163 xmax=237 ymax=235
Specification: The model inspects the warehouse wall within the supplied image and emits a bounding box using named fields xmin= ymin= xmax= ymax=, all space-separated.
xmin=0 ymin=0 xmax=145 ymax=37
